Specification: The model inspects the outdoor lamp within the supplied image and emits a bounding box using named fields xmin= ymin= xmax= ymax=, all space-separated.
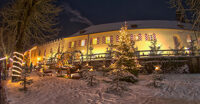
xmin=154 ymin=65 xmax=160 ymax=71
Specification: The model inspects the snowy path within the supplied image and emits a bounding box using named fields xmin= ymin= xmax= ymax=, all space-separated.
xmin=5 ymin=73 xmax=200 ymax=104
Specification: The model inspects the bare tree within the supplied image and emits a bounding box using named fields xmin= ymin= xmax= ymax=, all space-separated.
xmin=0 ymin=26 xmax=16 ymax=57
xmin=169 ymin=0 xmax=200 ymax=46
xmin=0 ymin=0 xmax=61 ymax=53
xmin=0 ymin=0 xmax=61 ymax=81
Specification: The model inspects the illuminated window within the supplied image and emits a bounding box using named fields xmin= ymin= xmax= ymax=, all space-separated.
xmin=71 ymin=42 xmax=74 ymax=47
xmin=93 ymin=38 xmax=97 ymax=45
xmin=132 ymin=34 xmax=140 ymax=41
xmin=81 ymin=40 xmax=85 ymax=46
xmin=135 ymin=35 xmax=139 ymax=40
xmin=145 ymin=34 xmax=156 ymax=41
xmin=106 ymin=37 xmax=110 ymax=44
xmin=149 ymin=35 xmax=153 ymax=41
xmin=187 ymin=35 xmax=191 ymax=43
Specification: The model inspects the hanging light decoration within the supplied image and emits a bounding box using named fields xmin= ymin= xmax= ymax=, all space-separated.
xmin=12 ymin=52 xmax=24 ymax=81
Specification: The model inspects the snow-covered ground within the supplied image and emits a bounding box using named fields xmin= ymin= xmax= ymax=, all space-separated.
xmin=4 ymin=72 xmax=200 ymax=104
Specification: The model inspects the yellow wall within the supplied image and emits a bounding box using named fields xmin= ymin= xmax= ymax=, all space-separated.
xmin=29 ymin=28 xmax=199 ymax=65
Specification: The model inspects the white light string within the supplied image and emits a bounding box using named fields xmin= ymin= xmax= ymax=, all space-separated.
xmin=12 ymin=65 xmax=22 ymax=70
xmin=12 ymin=70 xmax=21 ymax=74
xmin=14 ymin=52 xmax=24 ymax=56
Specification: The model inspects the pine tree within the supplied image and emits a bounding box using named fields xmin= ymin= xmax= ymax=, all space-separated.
xmin=108 ymin=22 xmax=140 ymax=93
xmin=149 ymin=40 xmax=161 ymax=56
xmin=110 ymin=22 xmax=140 ymax=76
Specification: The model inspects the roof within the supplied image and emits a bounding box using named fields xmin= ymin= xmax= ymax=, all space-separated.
xmin=69 ymin=20 xmax=193 ymax=37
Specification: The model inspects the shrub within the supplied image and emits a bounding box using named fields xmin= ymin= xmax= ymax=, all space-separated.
xmin=127 ymin=69 xmax=139 ymax=77
xmin=119 ymin=76 xmax=138 ymax=84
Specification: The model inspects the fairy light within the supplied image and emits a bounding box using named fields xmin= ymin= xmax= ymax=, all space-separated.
xmin=13 ymin=56 xmax=23 ymax=62
xmin=9 ymin=58 xmax=13 ymax=62
xmin=5 ymin=55 xmax=8 ymax=59
xmin=12 ymin=74 xmax=21 ymax=77
xmin=13 ymin=52 xmax=24 ymax=56
xmin=0 ymin=57 xmax=6 ymax=61
xmin=13 ymin=61 xmax=23 ymax=66
xmin=13 ymin=65 xmax=22 ymax=70
xmin=12 ymin=51 xmax=24 ymax=79
xmin=12 ymin=70 xmax=21 ymax=74
xmin=184 ymin=47 xmax=190 ymax=54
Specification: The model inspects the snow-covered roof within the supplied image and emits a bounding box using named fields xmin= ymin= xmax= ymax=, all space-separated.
xmin=69 ymin=20 xmax=193 ymax=37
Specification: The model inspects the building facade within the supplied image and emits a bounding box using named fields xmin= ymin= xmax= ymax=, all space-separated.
xmin=28 ymin=20 xmax=200 ymax=65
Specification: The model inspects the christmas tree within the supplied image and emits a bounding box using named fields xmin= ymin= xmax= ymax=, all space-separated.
xmin=108 ymin=22 xmax=140 ymax=93
xmin=110 ymin=22 xmax=140 ymax=76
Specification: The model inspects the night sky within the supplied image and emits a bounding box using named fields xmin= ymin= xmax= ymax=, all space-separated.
xmin=0 ymin=0 xmax=176 ymax=38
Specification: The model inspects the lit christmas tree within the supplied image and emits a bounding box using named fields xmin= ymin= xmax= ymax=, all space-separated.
xmin=108 ymin=22 xmax=141 ymax=93
xmin=110 ymin=22 xmax=141 ymax=75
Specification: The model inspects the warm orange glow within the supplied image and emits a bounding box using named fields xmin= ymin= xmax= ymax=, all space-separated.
xmin=154 ymin=65 xmax=160 ymax=71
xmin=5 ymin=55 xmax=8 ymax=59
xmin=93 ymin=38 xmax=97 ymax=45
xmin=89 ymin=68 xmax=94 ymax=71
xmin=7 ymin=80 xmax=22 ymax=87
xmin=28 ymin=27 xmax=197 ymax=62
xmin=106 ymin=36 xmax=110 ymax=44
xmin=37 ymin=57 xmax=41 ymax=61
xmin=184 ymin=47 xmax=190 ymax=54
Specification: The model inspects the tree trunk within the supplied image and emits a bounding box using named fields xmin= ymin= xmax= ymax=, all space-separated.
xmin=0 ymin=64 xmax=2 ymax=89
xmin=24 ymin=74 xmax=27 ymax=91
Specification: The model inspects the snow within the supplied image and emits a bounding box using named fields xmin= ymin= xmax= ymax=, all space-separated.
xmin=4 ymin=72 xmax=200 ymax=104
xmin=70 ymin=20 xmax=193 ymax=37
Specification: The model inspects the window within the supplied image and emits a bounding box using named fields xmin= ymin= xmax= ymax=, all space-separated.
xmin=135 ymin=35 xmax=139 ymax=40
xmin=149 ymin=35 xmax=153 ymax=41
xmin=137 ymin=34 xmax=142 ymax=41
xmin=187 ymin=35 xmax=191 ymax=43
xmin=102 ymin=36 xmax=106 ymax=44
xmin=71 ymin=42 xmax=74 ymax=47
xmin=145 ymin=33 xmax=156 ymax=41
xmin=131 ymin=34 xmax=141 ymax=41
xmin=93 ymin=38 xmax=97 ymax=45
xmin=106 ymin=36 xmax=110 ymax=44
xmin=81 ymin=40 xmax=85 ymax=46
xmin=116 ymin=35 xmax=119 ymax=42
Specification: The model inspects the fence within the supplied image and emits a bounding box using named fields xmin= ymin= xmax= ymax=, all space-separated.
xmin=45 ymin=49 xmax=200 ymax=65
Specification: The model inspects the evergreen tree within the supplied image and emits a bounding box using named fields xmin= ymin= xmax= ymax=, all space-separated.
xmin=108 ymin=22 xmax=140 ymax=93
xmin=110 ymin=22 xmax=140 ymax=76
xmin=149 ymin=40 xmax=161 ymax=56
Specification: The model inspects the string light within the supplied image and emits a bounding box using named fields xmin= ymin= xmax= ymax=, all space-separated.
xmin=9 ymin=58 xmax=13 ymax=61
xmin=14 ymin=52 xmax=24 ymax=56
xmin=13 ymin=56 xmax=23 ymax=62
xmin=12 ymin=74 xmax=21 ymax=77
xmin=12 ymin=52 xmax=24 ymax=79
xmin=12 ymin=70 xmax=21 ymax=74
xmin=13 ymin=65 xmax=22 ymax=70
xmin=0 ymin=57 xmax=6 ymax=61
xmin=13 ymin=61 xmax=23 ymax=66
